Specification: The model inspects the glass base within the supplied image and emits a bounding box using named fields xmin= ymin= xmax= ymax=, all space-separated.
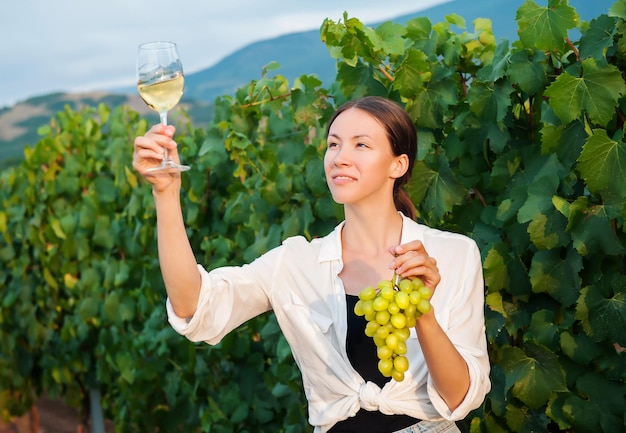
xmin=146 ymin=159 xmax=191 ymax=173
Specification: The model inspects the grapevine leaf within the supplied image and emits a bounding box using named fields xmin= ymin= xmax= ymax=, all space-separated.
xmin=516 ymin=0 xmax=579 ymax=52
xmin=507 ymin=49 xmax=549 ymax=95
xmin=476 ymin=40 xmax=511 ymax=83
xmin=517 ymin=153 xmax=565 ymax=222
xmin=566 ymin=197 xmax=624 ymax=256
xmin=540 ymin=120 xmax=587 ymax=169
xmin=373 ymin=21 xmax=407 ymax=56
xmin=405 ymin=17 xmax=432 ymax=42
xmin=559 ymin=331 xmax=603 ymax=365
xmin=393 ymin=49 xmax=431 ymax=98
xmin=501 ymin=343 xmax=567 ymax=409
xmin=406 ymin=72 xmax=459 ymax=129
xmin=406 ymin=160 xmax=436 ymax=206
xmin=504 ymin=404 xmax=550 ymax=433
xmin=576 ymin=372 xmax=626 ymax=416
xmin=115 ymin=352 xmax=135 ymax=384
xmin=577 ymin=129 xmax=626 ymax=198
xmin=525 ymin=309 xmax=558 ymax=347
xmin=483 ymin=243 xmax=511 ymax=292
xmin=544 ymin=58 xmax=626 ymax=127
xmin=467 ymin=80 xmax=513 ymax=124
xmin=526 ymin=210 xmax=569 ymax=250
xmin=576 ymin=278 xmax=626 ymax=345
xmin=335 ymin=61 xmax=387 ymax=99
xmin=578 ymin=15 xmax=618 ymax=61
xmin=528 ymin=249 xmax=582 ymax=307
xmin=422 ymin=154 xmax=467 ymax=220
xmin=609 ymin=1 xmax=626 ymax=19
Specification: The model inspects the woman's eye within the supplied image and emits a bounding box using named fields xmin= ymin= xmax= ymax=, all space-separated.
xmin=327 ymin=142 xmax=338 ymax=148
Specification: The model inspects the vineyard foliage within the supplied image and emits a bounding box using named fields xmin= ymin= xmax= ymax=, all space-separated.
xmin=1 ymin=0 xmax=625 ymax=432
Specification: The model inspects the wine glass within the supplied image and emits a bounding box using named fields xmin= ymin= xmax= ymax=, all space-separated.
xmin=136 ymin=41 xmax=190 ymax=172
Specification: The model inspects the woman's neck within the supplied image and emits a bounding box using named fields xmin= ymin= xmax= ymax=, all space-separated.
xmin=341 ymin=205 xmax=403 ymax=256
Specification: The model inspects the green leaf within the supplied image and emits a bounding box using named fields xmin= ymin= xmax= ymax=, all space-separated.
xmin=501 ymin=343 xmax=567 ymax=409
xmin=507 ymin=49 xmax=549 ymax=95
xmin=115 ymin=352 xmax=135 ymax=384
xmin=540 ymin=121 xmax=587 ymax=169
xmin=559 ymin=330 xmax=603 ymax=365
xmin=526 ymin=211 xmax=569 ymax=250
xmin=406 ymin=74 xmax=459 ymax=129
xmin=406 ymin=160 xmax=436 ymax=205
xmin=525 ymin=309 xmax=558 ymax=347
xmin=528 ymin=249 xmax=582 ymax=306
xmin=421 ymin=155 xmax=467 ymax=220
xmin=393 ymin=49 xmax=431 ymax=98
xmin=483 ymin=243 xmax=511 ymax=292
xmin=579 ymin=14 xmax=618 ymax=61
xmin=566 ymin=197 xmax=624 ymax=256
xmin=576 ymin=278 xmax=626 ymax=345
xmin=467 ymin=80 xmax=513 ymax=124
xmin=544 ymin=58 xmax=626 ymax=127
xmin=577 ymin=129 xmax=626 ymax=198
xmin=516 ymin=0 xmax=579 ymax=52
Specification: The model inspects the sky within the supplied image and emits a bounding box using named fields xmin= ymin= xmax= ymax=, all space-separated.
xmin=0 ymin=0 xmax=450 ymax=108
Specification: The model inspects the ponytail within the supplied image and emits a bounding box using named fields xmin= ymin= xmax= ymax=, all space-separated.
xmin=394 ymin=187 xmax=416 ymax=221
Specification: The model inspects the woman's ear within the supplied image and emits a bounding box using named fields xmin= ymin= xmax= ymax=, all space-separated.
xmin=391 ymin=154 xmax=410 ymax=179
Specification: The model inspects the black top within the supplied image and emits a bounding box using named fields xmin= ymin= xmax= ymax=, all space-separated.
xmin=327 ymin=295 xmax=421 ymax=433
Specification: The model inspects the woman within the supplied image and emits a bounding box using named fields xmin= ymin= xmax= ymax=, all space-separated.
xmin=133 ymin=96 xmax=491 ymax=432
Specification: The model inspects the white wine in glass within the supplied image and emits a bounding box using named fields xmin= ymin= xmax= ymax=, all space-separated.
xmin=137 ymin=41 xmax=190 ymax=172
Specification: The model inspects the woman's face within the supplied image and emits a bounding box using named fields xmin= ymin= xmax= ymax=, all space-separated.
xmin=324 ymin=107 xmax=407 ymax=207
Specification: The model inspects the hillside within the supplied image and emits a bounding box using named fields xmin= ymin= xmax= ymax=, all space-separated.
xmin=0 ymin=0 xmax=615 ymax=167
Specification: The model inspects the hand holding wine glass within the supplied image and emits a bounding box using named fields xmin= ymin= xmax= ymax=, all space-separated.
xmin=137 ymin=41 xmax=190 ymax=172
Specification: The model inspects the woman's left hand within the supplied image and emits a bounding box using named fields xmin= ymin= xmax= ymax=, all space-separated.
xmin=388 ymin=240 xmax=440 ymax=292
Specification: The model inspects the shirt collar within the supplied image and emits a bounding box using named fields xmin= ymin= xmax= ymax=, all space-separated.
xmin=317 ymin=213 xmax=424 ymax=263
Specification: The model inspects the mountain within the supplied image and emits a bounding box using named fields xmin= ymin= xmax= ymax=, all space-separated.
xmin=0 ymin=0 xmax=616 ymax=167
xmin=182 ymin=0 xmax=614 ymax=104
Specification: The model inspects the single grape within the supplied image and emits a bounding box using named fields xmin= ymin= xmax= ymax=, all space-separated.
xmin=385 ymin=333 xmax=399 ymax=350
xmin=387 ymin=301 xmax=400 ymax=315
xmin=395 ymin=291 xmax=410 ymax=309
xmin=411 ymin=277 xmax=424 ymax=289
xmin=359 ymin=286 xmax=377 ymax=301
xmin=394 ymin=340 xmax=408 ymax=355
xmin=378 ymin=358 xmax=393 ymax=377
xmin=375 ymin=310 xmax=390 ymax=325
xmin=364 ymin=321 xmax=379 ymax=337
xmin=354 ymin=300 xmax=365 ymax=316
xmin=375 ymin=324 xmax=391 ymax=340
xmin=393 ymin=355 xmax=409 ymax=373
xmin=391 ymin=369 xmax=405 ymax=382
xmin=380 ymin=285 xmax=395 ymax=300
xmin=377 ymin=345 xmax=393 ymax=360
xmin=361 ymin=300 xmax=374 ymax=316
xmin=377 ymin=279 xmax=393 ymax=290
xmin=398 ymin=278 xmax=413 ymax=293
xmin=390 ymin=313 xmax=407 ymax=329
xmin=417 ymin=299 xmax=432 ymax=314
xmin=418 ymin=286 xmax=432 ymax=299
xmin=409 ymin=291 xmax=421 ymax=305
xmin=372 ymin=296 xmax=389 ymax=312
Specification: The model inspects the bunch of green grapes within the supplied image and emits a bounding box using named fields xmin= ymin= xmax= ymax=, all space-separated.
xmin=354 ymin=276 xmax=432 ymax=382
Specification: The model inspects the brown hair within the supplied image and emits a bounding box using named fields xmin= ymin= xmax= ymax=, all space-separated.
xmin=325 ymin=96 xmax=418 ymax=220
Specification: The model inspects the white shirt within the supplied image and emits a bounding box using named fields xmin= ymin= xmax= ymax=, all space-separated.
xmin=167 ymin=214 xmax=491 ymax=432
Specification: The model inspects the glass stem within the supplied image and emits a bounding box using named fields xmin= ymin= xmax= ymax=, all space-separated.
xmin=159 ymin=111 xmax=171 ymax=163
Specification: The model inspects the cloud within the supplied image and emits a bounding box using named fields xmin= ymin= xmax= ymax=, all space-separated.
xmin=0 ymin=0 xmax=449 ymax=106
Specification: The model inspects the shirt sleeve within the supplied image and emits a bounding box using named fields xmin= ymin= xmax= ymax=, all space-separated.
xmin=166 ymin=245 xmax=285 ymax=345
xmin=426 ymin=237 xmax=491 ymax=420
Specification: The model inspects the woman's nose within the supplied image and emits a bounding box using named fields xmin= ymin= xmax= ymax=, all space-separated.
xmin=331 ymin=146 xmax=351 ymax=166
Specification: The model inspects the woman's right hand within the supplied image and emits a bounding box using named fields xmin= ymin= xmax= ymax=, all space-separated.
xmin=132 ymin=124 xmax=181 ymax=192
